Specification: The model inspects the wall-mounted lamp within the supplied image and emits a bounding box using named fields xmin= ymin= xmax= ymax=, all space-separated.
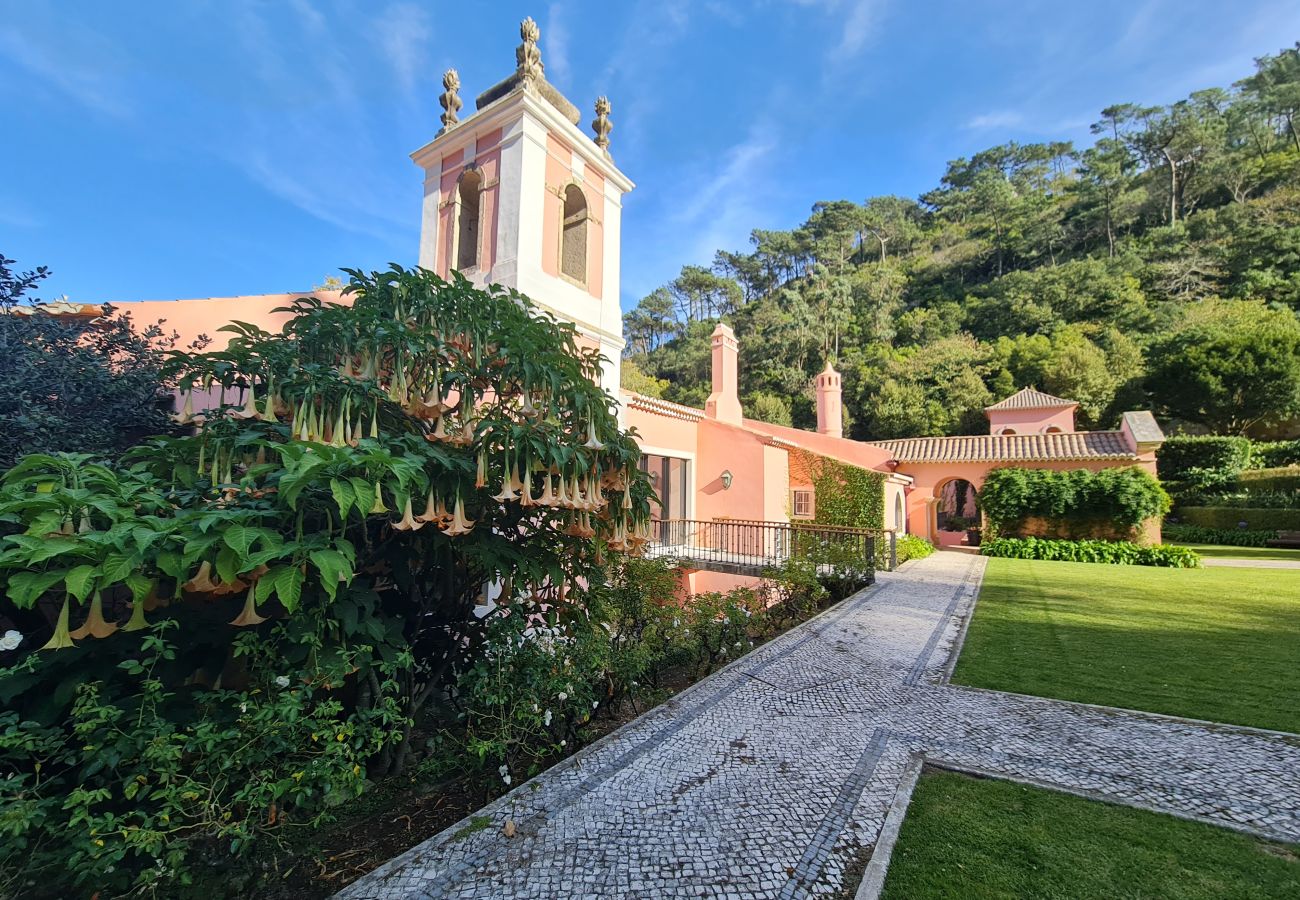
xmin=720 ymin=469 xmax=733 ymax=490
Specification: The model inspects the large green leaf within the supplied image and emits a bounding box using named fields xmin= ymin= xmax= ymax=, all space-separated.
xmin=64 ymin=564 xmax=98 ymax=602
xmin=330 ymin=478 xmax=355 ymax=520
xmin=275 ymin=565 xmax=305 ymax=612
xmin=309 ymin=549 xmax=353 ymax=602
xmin=222 ymin=524 xmax=259 ymax=558
xmin=7 ymin=570 xmax=68 ymax=608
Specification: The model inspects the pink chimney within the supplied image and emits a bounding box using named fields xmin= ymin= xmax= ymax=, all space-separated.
xmin=704 ymin=322 xmax=743 ymax=425
xmin=815 ymin=360 xmax=843 ymax=438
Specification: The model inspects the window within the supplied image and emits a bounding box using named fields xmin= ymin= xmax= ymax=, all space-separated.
xmin=792 ymin=490 xmax=813 ymax=518
xmin=638 ymin=454 xmax=688 ymax=521
xmin=455 ymin=169 xmax=482 ymax=271
xmin=999 ymin=428 xmax=1017 ymax=435
xmin=895 ymin=493 xmax=905 ymax=532
xmin=1044 ymin=425 xmax=1063 ymax=434
xmin=560 ymin=184 xmax=588 ymax=283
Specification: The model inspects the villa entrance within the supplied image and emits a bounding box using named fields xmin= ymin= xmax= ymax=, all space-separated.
xmin=932 ymin=477 xmax=980 ymax=547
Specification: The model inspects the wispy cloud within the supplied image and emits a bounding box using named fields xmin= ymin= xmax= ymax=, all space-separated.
xmin=965 ymin=110 xmax=1026 ymax=131
xmin=0 ymin=22 xmax=130 ymax=118
xmin=216 ymin=1 xmax=412 ymax=242
xmin=371 ymin=2 xmax=433 ymax=96
xmin=544 ymin=3 xmax=572 ymax=88
xmin=789 ymin=0 xmax=884 ymax=62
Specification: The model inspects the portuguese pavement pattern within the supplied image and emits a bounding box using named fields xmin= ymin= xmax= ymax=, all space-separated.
xmin=339 ymin=552 xmax=1300 ymax=899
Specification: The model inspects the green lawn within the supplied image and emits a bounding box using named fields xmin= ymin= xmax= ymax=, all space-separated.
xmin=880 ymin=770 xmax=1300 ymax=900
xmin=952 ymin=558 xmax=1300 ymax=733
xmin=1170 ymin=542 xmax=1300 ymax=562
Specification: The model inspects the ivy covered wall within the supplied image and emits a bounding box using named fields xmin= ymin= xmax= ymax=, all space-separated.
xmin=790 ymin=449 xmax=885 ymax=529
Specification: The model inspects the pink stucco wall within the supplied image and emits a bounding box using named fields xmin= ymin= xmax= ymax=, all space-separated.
xmin=116 ymin=291 xmax=348 ymax=352
xmin=542 ymin=133 xmax=603 ymax=299
xmin=986 ymin=406 xmax=1076 ymax=435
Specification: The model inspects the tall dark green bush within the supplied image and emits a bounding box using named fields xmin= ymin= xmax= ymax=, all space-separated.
xmin=1156 ymin=435 xmax=1253 ymax=495
xmin=979 ymin=466 xmax=1170 ymax=538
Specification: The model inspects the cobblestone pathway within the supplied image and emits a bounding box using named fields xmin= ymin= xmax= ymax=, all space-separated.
xmin=339 ymin=552 xmax=1300 ymax=900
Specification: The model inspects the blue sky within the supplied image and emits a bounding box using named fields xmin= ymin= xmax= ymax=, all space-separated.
xmin=2 ymin=1 xmax=1298 ymax=311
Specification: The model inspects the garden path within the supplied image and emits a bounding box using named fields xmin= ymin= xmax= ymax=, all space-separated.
xmin=338 ymin=552 xmax=1300 ymax=900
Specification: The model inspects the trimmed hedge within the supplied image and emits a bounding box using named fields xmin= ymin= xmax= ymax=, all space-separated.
xmin=980 ymin=466 xmax=1169 ymax=538
xmin=1236 ymin=466 xmax=1300 ymax=493
xmin=1178 ymin=506 xmax=1300 ymax=531
xmin=1157 ymin=435 xmax=1252 ymax=493
xmin=980 ymin=537 xmax=1201 ymax=568
xmin=1162 ymin=523 xmax=1279 ymax=547
xmin=1253 ymin=440 xmax=1300 ymax=469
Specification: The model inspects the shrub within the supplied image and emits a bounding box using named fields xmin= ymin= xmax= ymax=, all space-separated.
xmin=980 ymin=537 xmax=1201 ymax=568
xmin=1191 ymin=490 xmax=1300 ymax=509
xmin=1162 ymin=524 xmax=1279 ymax=547
xmin=1236 ymin=466 xmax=1300 ymax=494
xmin=1251 ymin=440 xmax=1300 ymax=469
xmin=979 ymin=466 xmax=1170 ymax=538
xmin=1177 ymin=506 xmax=1300 ymax=531
xmin=896 ymin=534 xmax=935 ymax=563
xmin=1156 ymin=435 xmax=1253 ymax=495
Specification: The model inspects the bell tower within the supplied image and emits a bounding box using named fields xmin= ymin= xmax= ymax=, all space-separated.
xmin=411 ymin=17 xmax=633 ymax=401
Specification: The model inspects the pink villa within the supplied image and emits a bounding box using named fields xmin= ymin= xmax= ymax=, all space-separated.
xmin=66 ymin=19 xmax=1165 ymax=587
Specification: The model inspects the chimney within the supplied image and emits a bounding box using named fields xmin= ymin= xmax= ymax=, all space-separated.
xmin=815 ymin=360 xmax=843 ymax=438
xmin=704 ymin=322 xmax=743 ymax=425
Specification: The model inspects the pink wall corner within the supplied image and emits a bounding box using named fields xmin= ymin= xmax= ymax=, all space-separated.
xmin=986 ymin=407 xmax=1076 ymax=435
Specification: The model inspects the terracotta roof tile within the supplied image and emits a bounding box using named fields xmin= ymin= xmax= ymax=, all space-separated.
xmin=985 ymin=387 xmax=1077 ymax=411
xmin=868 ymin=431 xmax=1136 ymax=463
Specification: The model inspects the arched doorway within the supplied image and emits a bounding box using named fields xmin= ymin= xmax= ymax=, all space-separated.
xmin=933 ymin=478 xmax=980 ymax=547
xmin=895 ymin=492 xmax=906 ymax=534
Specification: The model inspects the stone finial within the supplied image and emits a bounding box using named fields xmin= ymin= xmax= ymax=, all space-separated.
xmin=439 ymin=69 xmax=462 ymax=133
xmin=515 ymin=17 xmax=544 ymax=83
xmin=592 ymin=96 xmax=613 ymax=156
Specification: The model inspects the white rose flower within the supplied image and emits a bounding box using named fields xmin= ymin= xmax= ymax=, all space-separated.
xmin=502 ymin=774 xmax=512 ymax=785
xmin=274 ymin=675 xmax=290 ymax=688
xmin=0 ymin=630 xmax=22 ymax=652
xmin=557 ymin=691 xmax=567 ymax=701
xmin=543 ymin=709 xmax=553 ymax=727
xmin=498 ymin=764 xmax=509 ymax=776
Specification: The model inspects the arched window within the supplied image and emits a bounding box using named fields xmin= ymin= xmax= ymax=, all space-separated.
xmin=895 ymin=493 xmax=906 ymax=533
xmin=560 ymin=184 xmax=588 ymax=283
xmin=1044 ymin=425 xmax=1063 ymax=434
xmin=1000 ymin=427 xmax=1017 ymax=435
xmin=455 ymin=169 xmax=482 ymax=272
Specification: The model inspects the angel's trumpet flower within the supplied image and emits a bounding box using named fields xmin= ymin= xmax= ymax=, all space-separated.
xmin=444 ymin=495 xmax=476 ymax=536
xmin=184 ymin=560 xmax=219 ymax=593
xmin=230 ymin=583 xmax=268 ymax=627
xmin=369 ymin=482 xmax=389 ymax=515
xmin=40 ymin=597 xmax=76 ymax=651
xmin=415 ymin=488 xmax=439 ymax=523
xmin=539 ymin=473 xmax=556 ymax=507
xmin=430 ymin=416 xmax=448 ymax=442
xmin=69 ymin=591 xmax=118 ymax=640
xmin=519 ymin=468 xmax=537 ymax=507
xmin=556 ymin=475 xmax=571 ymax=508
xmin=174 ymin=390 xmax=195 ymax=425
xmin=583 ymin=419 xmax=605 ymax=451
xmin=392 ymin=495 xmax=424 ymax=531
xmin=122 ymin=597 xmax=150 ymax=632
xmin=492 ymin=465 xmax=519 ymax=503
xmin=236 ymin=382 xmax=259 ymax=419
xmin=475 ymin=452 xmax=488 ymax=489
